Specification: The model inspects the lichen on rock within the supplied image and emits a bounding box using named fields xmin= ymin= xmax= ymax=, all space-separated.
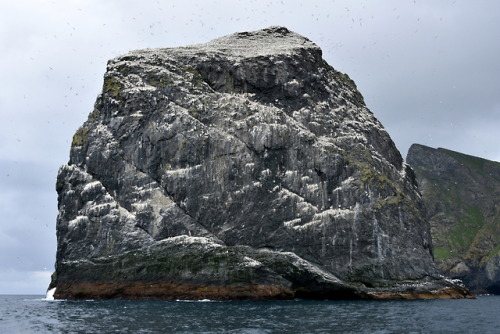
xmin=49 ymin=26 xmax=471 ymax=300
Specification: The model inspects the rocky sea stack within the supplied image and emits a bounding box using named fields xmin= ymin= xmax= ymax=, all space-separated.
xmin=49 ymin=27 xmax=470 ymax=300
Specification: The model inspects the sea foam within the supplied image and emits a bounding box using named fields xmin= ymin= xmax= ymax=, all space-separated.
xmin=45 ymin=287 xmax=56 ymax=301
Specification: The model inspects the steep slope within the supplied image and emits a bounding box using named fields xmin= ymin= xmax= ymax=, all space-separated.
xmin=49 ymin=27 xmax=469 ymax=300
xmin=407 ymin=144 xmax=500 ymax=293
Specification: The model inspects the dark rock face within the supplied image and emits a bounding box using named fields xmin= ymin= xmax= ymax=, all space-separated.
xmin=407 ymin=144 xmax=500 ymax=294
xmin=49 ymin=27 xmax=470 ymax=300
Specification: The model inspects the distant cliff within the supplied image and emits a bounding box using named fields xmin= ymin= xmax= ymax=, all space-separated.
xmin=407 ymin=144 xmax=500 ymax=294
xmin=49 ymin=27 xmax=469 ymax=300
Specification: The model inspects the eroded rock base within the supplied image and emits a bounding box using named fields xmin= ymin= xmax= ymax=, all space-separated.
xmin=52 ymin=282 xmax=473 ymax=301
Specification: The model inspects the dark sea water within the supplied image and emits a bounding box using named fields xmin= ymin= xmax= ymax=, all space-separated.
xmin=1 ymin=295 xmax=499 ymax=334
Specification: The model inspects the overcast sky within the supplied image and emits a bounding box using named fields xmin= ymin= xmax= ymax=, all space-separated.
xmin=1 ymin=0 xmax=499 ymax=294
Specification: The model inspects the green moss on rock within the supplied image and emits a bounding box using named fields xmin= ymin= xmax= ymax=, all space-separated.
xmin=184 ymin=66 xmax=204 ymax=87
xmin=104 ymin=77 xmax=123 ymax=98
xmin=71 ymin=126 xmax=90 ymax=147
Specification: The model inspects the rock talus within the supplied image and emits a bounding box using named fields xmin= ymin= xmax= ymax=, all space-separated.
xmin=49 ymin=27 xmax=471 ymax=300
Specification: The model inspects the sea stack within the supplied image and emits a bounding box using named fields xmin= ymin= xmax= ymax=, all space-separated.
xmin=49 ymin=27 xmax=470 ymax=300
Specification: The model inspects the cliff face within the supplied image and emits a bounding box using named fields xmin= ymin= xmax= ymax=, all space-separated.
xmin=407 ymin=144 xmax=500 ymax=294
xmin=49 ymin=27 xmax=469 ymax=300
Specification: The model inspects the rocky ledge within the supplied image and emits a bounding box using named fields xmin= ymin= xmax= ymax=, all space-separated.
xmin=49 ymin=27 xmax=471 ymax=300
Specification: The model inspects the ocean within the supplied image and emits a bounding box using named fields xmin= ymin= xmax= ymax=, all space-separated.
xmin=1 ymin=295 xmax=499 ymax=333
